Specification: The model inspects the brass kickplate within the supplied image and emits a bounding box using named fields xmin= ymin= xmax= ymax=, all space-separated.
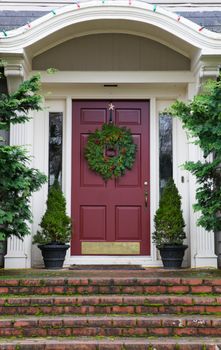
xmin=81 ymin=242 xmax=140 ymax=255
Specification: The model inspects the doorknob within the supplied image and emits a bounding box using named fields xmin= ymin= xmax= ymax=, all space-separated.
xmin=144 ymin=181 xmax=148 ymax=208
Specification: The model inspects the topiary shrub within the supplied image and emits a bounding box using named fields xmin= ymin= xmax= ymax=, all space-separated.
xmin=152 ymin=178 xmax=186 ymax=247
xmin=33 ymin=181 xmax=71 ymax=245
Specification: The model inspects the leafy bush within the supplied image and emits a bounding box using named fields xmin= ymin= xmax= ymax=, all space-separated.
xmin=33 ymin=181 xmax=71 ymax=245
xmin=169 ymin=78 xmax=221 ymax=233
xmin=152 ymin=178 xmax=186 ymax=247
xmin=0 ymin=74 xmax=47 ymax=240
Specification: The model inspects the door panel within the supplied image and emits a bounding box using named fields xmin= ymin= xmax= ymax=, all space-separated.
xmin=72 ymin=100 xmax=150 ymax=255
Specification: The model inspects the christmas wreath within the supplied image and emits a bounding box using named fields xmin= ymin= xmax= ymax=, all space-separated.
xmin=84 ymin=123 xmax=137 ymax=181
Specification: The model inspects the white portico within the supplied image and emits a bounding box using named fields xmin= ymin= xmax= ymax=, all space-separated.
xmin=0 ymin=1 xmax=220 ymax=268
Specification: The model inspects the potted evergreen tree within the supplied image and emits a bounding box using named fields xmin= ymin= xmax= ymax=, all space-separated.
xmin=33 ymin=180 xmax=71 ymax=269
xmin=152 ymin=178 xmax=187 ymax=268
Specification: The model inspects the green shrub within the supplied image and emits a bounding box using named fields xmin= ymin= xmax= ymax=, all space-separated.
xmin=0 ymin=74 xmax=47 ymax=240
xmin=33 ymin=181 xmax=71 ymax=245
xmin=152 ymin=178 xmax=186 ymax=247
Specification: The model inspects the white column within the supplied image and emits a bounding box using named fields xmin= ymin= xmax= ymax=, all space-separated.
xmin=188 ymin=143 xmax=217 ymax=268
xmin=4 ymin=118 xmax=34 ymax=268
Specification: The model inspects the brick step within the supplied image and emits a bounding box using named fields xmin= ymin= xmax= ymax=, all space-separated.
xmin=0 ymin=295 xmax=221 ymax=315
xmin=1 ymin=315 xmax=221 ymax=338
xmin=0 ymin=336 xmax=220 ymax=349
xmin=0 ymin=277 xmax=220 ymax=295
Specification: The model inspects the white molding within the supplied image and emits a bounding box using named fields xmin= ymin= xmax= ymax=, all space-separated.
xmin=38 ymin=71 xmax=195 ymax=84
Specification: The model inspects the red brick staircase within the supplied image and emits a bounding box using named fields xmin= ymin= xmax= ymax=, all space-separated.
xmin=0 ymin=274 xmax=221 ymax=349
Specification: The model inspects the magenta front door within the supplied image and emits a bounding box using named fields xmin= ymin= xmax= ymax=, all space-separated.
xmin=71 ymin=101 xmax=150 ymax=255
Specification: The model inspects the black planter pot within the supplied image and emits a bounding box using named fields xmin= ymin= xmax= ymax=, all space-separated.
xmin=38 ymin=243 xmax=70 ymax=269
xmin=158 ymin=245 xmax=188 ymax=269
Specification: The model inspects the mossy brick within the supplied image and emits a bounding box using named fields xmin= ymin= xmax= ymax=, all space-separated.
xmin=186 ymin=319 xmax=211 ymax=327
xmin=204 ymin=279 xmax=221 ymax=286
xmin=167 ymin=286 xmax=190 ymax=293
xmin=75 ymin=286 xmax=96 ymax=294
xmin=205 ymin=306 xmax=221 ymax=313
xmin=30 ymin=297 xmax=54 ymax=305
xmin=20 ymin=280 xmax=43 ymax=287
xmin=88 ymin=278 xmax=115 ymax=286
xmin=99 ymin=296 xmax=124 ymax=305
xmin=0 ymin=328 xmax=23 ymax=337
xmin=197 ymin=328 xmax=221 ymax=336
xmin=213 ymin=286 xmax=221 ymax=293
xmin=0 ymin=299 xmax=6 ymax=305
xmin=136 ymin=318 xmax=161 ymax=327
xmin=13 ymin=287 xmax=30 ymax=294
xmin=23 ymin=328 xmax=47 ymax=337
xmin=150 ymin=327 xmax=172 ymax=336
xmin=81 ymin=296 xmax=103 ymax=305
xmin=192 ymin=296 xmax=216 ymax=305
xmin=158 ymin=306 xmax=182 ymax=313
xmin=159 ymin=278 xmax=181 ymax=286
xmin=35 ymin=287 xmax=55 ymax=294
xmin=0 ymin=320 xmax=12 ymax=328
xmin=161 ymin=318 xmax=185 ymax=327
xmin=111 ymin=318 xmax=137 ymax=328
xmin=72 ymin=327 xmax=98 ymax=336
xmin=62 ymin=328 xmax=73 ymax=336
xmin=1 ymin=306 xmax=18 ymax=314
xmin=135 ymin=305 xmax=159 ymax=313
xmin=211 ymin=319 xmax=221 ymax=326
xmin=181 ymin=278 xmax=203 ymax=286
xmin=0 ymin=287 xmax=9 ymax=293
xmin=98 ymin=286 xmax=118 ymax=293
xmin=40 ymin=319 xmax=63 ymax=328
xmin=46 ymin=328 xmax=70 ymax=337
xmin=144 ymin=295 xmax=170 ymax=305
xmin=89 ymin=318 xmax=114 ymax=327
xmin=175 ymin=328 xmax=198 ymax=336
xmin=14 ymin=320 xmax=38 ymax=328
xmin=46 ymin=278 xmax=67 ymax=286
xmin=111 ymin=305 xmax=135 ymax=314
xmin=191 ymin=286 xmax=213 ymax=293
xmin=122 ymin=327 xmax=147 ymax=336
xmin=137 ymin=278 xmax=160 ymax=285
xmin=67 ymin=278 xmax=89 ymax=286
xmin=143 ymin=286 xmax=167 ymax=293
xmin=169 ymin=296 xmax=193 ymax=305
xmin=181 ymin=305 xmax=205 ymax=313
xmin=0 ymin=280 xmax=19 ymax=286
xmin=6 ymin=298 xmax=30 ymax=306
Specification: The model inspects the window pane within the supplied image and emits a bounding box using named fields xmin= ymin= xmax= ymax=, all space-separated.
xmin=49 ymin=112 xmax=63 ymax=187
xmin=0 ymin=68 xmax=9 ymax=145
xmin=0 ymin=130 xmax=9 ymax=145
xmin=159 ymin=114 xmax=173 ymax=193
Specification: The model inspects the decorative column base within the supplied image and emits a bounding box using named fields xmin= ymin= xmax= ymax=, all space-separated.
xmin=4 ymin=254 xmax=28 ymax=269
xmin=194 ymin=254 xmax=217 ymax=268
xmin=4 ymin=236 xmax=31 ymax=269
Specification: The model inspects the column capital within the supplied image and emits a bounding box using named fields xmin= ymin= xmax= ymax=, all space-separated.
xmin=4 ymin=63 xmax=24 ymax=93
xmin=199 ymin=64 xmax=220 ymax=81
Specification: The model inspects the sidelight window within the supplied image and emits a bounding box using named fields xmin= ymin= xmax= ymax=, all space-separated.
xmin=159 ymin=114 xmax=173 ymax=193
xmin=48 ymin=112 xmax=63 ymax=187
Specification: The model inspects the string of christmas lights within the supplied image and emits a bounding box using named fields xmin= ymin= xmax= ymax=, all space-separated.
xmin=0 ymin=1 xmax=207 ymax=39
